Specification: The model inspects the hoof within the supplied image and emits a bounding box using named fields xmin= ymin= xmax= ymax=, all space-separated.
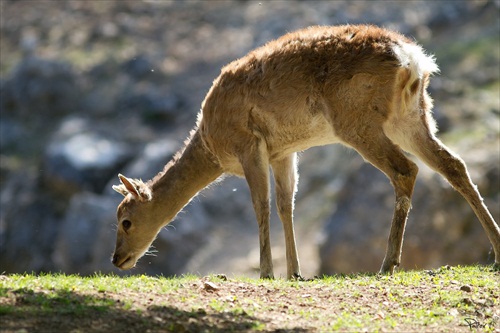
xmin=380 ymin=261 xmax=399 ymax=275
xmin=290 ymin=273 xmax=305 ymax=281
xmin=379 ymin=266 xmax=396 ymax=275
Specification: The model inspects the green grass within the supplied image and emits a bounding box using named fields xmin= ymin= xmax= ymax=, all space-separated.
xmin=1 ymin=266 xmax=499 ymax=332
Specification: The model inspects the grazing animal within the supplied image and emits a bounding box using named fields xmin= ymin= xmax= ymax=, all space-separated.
xmin=112 ymin=25 xmax=500 ymax=279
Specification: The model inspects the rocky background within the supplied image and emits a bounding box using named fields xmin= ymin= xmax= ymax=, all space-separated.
xmin=1 ymin=0 xmax=498 ymax=278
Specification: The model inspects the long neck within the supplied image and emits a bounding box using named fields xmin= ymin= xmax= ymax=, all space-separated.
xmin=150 ymin=130 xmax=223 ymax=225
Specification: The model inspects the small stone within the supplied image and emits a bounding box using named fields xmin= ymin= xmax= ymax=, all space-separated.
xmin=201 ymin=281 xmax=219 ymax=292
xmin=215 ymin=274 xmax=228 ymax=281
xmin=462 ymin=297 xmax=473 ymax=305
xmin=460 ymin=285 xmax=473 ymax=292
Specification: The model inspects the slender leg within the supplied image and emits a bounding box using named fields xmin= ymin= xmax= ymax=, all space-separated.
xmin=240 ymin=138 xmax=274 ymax=279
xmin=406 ymin=130 xmax=500 ymax=268
xmin=347 ymin=133 xmax=419 ymax=274
xmin=272 ymin=153 xmax=302 ymax=280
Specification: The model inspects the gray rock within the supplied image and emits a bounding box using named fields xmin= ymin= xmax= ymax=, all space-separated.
xmin=318 ymin=164 xmax=393 ymax=274
xmin=44 ymin=132 xmax=132 ymax=194
xmin=0 ymin=117 xmax=26 ymax=152
xmin=0 ymin=169 xmax=61 ymax=273
xmin=104 ymin=137 xmax=179 ymax=194
xmin=0 ymin=56 xmax=79 ymax=121
xmin=53 ymin=192 xmax=118 ymax=275
xmin=121 ymin=55 xmax=158 ymax=81
xmin=118 ymin=88 xmax=184 ymax=125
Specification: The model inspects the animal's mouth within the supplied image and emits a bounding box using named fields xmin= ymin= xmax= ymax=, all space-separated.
xmin=119 ymin=256 xmax=134 ymax=269
xmin=113 ymin=254 xmax=136 ymax=270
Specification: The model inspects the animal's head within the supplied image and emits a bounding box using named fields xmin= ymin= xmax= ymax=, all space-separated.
xmin=111 ymin=174 xmax=162 ymax=270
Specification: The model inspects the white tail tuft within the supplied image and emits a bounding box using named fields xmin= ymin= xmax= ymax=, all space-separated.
xmin=392 ymin=42 xmax=439 ymax=79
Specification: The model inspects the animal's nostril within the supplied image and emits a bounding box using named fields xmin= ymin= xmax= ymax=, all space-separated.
xmin=112 ymin=254 xmax=119 ymax=265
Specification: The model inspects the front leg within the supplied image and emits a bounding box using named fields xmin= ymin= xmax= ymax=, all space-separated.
xmin=256 ymin=199 xmax=273 ymax=279
xmin=241 ymin=139 xmax=274 ymax=279
xmin=272 ymin=153 xmax=302 ymax=280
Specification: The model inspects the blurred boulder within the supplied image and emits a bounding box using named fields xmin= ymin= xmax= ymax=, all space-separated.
xmin=44 ymin=132 xmax=132 ymax=194
xmin=0 ymin=169 xmax=62 ymax=273
xmin=53 ymin=192 xmax=118 ymax=275
xmin=121 ymin=55 xmax=160 ymax=81
xmin=0 ymin=56 xmax=80 ymax=121
xmin=0 ymin=117 xmax=26 ymax=152
xmin=118 ymin=88 xmax=183 ymax=124
xmin=106 ymin=137 xmax=179 ymax=184
xmin=318 ymin=164 xmax=393 ymax=274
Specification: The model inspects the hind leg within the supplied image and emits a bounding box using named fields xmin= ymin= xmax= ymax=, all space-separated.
xmin=272 ymin=153 xmax=302 ymax=280
xmin=344 ymin=131 xmax=419 ymax=274
xmin=405 ymin=128 xmax=500 ymax=268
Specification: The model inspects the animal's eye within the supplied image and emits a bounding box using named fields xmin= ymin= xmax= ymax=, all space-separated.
xmin=122 ymin=220 xmax=132 ymax=231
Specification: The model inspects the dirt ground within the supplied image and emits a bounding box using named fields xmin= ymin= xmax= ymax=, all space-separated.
xmin=1 ymin=269 xmax=499 ymax=332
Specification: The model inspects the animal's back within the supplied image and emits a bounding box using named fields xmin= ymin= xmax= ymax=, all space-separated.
xmin=199 ymin=25 xmax=437 ymax=172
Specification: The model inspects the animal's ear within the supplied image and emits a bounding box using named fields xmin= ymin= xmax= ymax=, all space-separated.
xmin=113 ymin=174 xmax=152 ymax=202
xmin=118 ymin=174 xmax=139 ymax=196
xmin=112 ymin=183 xmax=129 ymax=197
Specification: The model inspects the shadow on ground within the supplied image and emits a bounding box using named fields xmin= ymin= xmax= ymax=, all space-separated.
xmin=0 ymin=287 xmax=309 ymax=332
